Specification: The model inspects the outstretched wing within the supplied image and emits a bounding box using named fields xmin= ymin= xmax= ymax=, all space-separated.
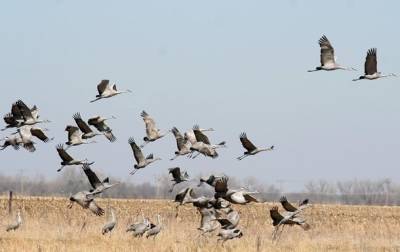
xmin=193 ymin=125 xmax=210 ymax=144
xmin=239 ymin=132 xmax=257 ymax=152
xmin=128 ymin=137 xmax=144 ymax=163
xmin=169 ymin=167 xmax=181 ymax=180
xmin=88 ymin=116 xmax=100 ymax=128
xmin=243 ymin=194 xmax=259 ymax=203
xmin=364 ymin=48 xmax=377 ymax=75
xmin=73 ymin=113 xmax=93 ymax=134
xmin=16 ymin=100 xmax=33 ymax=121
xmin=65 ymin=126 xmax=81 ymax=140
xmin=103 ymin=131 xmax=116 ymax=142
xmin=270 ymin=206 xmax=284 ymax=226
xmin=215 ymin=176 xmax=229 ymax=194
xmin=141 ymin=111 xmax=158 ymax=137
xmin=82 ymin=163 xmax=102 ymax=189
xmin=3 ymin=113 xmax=17 ymax=125
xmin=279 ymin=196 xmax=298 ymax=212
xmin=146 ymin=153 xmax=154 ymax=160
xmin=97 ymin=80 xmax=110 ymax=95
xmin=30 ymin=128 xmax=51 ymax=142
xmin=319 ymin=35 xmax=335 ymax=66
xmin=11 ymin=103 xmax=23 ymax=120
xmin=88 ymin=200 xmax=105 ymax=216
xmin=172 ymin=127 xmax=187 ymax=150
xmin=56 ymin=144 xmax=73 ymax=161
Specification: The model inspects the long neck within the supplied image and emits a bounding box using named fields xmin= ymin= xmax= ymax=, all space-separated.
xmin=157 ymin=215 xmax=161 ymax=225
xmin=381 ymin=73 xmax=396 ymax=78
xmin=111 ymin=209 xmax=116 ymax=222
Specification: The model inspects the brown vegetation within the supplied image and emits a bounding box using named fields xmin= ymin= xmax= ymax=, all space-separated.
xmin=1 ymin=197 xmax=399 ymax=251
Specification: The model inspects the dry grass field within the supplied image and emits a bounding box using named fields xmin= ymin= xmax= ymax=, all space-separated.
xmin=1 ymin=197 xmax=400 ymax=252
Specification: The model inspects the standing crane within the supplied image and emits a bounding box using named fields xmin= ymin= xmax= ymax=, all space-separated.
xmin=146 ymin=215 xmax=162 ymax=239
xmin=102 ymin=208 xmax=117 ymax=236
xmin=6 ymin=209 xmax=22 ymax=232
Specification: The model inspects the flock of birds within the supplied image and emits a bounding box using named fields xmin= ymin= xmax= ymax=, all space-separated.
xmin=1 ymin=35 xmax=397 ymax=243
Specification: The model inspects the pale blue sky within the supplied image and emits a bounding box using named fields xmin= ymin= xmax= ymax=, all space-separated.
xmin=1 ymin=1 xmax=399 ymax=191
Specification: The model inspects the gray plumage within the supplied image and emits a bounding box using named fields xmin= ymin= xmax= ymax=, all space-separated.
xmin=146 ymin=215 xmax=162 ymax=239
xmin=6 ymin=210 xmax=22 ymax=232
xmin=140 ymin=111 xmax=169 ymax=147
xmin=102 ymin=208 xmax=117 ymax=235
xmin=90 ymin=79 xmax=132 ymax=103
xmin=56 ymin=144 xmax=93 ymax=172
xmin=68 ymin=191 xmax=104 ymax=216
xmin=237 ymin=132 xmax=274 ymax=160
xmin=126 ymin=216 xmax=151 ymax=237
xmin=88 ymin=116 xmax=116 ymax=142
xmin=128 ymin=137 xmax=161 ymax=175
xmin=82 ymin=163 xmax=119 ymax=195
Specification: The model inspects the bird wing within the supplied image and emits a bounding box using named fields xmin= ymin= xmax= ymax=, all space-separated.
xmin=299 ymin=198 xmax=309 ymax=207
xmin=217 ymin=218 xmax=232 ymax=228
xmin=128 ymin=137 xmax=144 ymax=163
xmin=30 ymin=128 xmax=51 ymax=142
xmin=239 ymin=132 xmax=257 ymax=152
xmin=88 ymin=200 xmax=105 ymax=216
xmin=104 ymin=131 xmax=116 ymax=142
xmin=270 ymin=206 xmax=287 ymax=226
xmin=3 ymin=113 xmax=17 ymax=125
xmin=56 ymin=144 xmax=73 ymax=161
xmin=193 ymin=125 xmax=210 ymax=144
xmin=141 ymin=111 xmax=158 ymax=137
xmin=169 ymin=167 xmax=181 ymax=180
xmin=215 ymin=177 xmax=229 ymax=194
xmin=146 ymin=153 xmax=154 ymax=160
xmin=22 ymin=142 xmax=36 ymax=152
xmin=73 ymin=113 xmax=93 ymax=134
xmin=365 ymin=48 xmax=377 ymax=75
xmin=11 ymin=103 xmax=23 ymax=120
xmin=97 ymin=80 xmax=110 ymax=95
xmin=243 ymin=193 xmax=259 ymax=203
xmin=87 ymin=116 xmax=101 ymax=127
xmin=16 ymin=100 xmax=33 ymax=120
xmin=66 ymin=126 xmax=81 ymax=140
xmin=199 ymin=208 xmax=217 ymax=228
xmin=319 ymin=35 xmax=335 ymax=66
xmin=82 ymin=163 xmax=102 ymax=189
xmin=172 ymin=127 xmax=187 ymax=150
xmin=279 ymin=196 xmax=298 ymax=212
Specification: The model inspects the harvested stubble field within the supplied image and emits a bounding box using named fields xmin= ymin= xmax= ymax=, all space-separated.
xmin=0 ymin=197 xmax=400 ymax=252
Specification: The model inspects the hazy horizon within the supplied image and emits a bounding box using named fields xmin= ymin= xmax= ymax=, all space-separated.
xmin=1 ymin=0 xmax=399 ymax=192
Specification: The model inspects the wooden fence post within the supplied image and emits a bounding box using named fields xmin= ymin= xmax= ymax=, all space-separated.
xmin=8 ymin=191 xmax=13 ymax=215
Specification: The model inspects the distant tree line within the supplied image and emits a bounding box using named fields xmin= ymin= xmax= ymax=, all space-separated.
xmin=0 ymin=171 xmax=398 ymax=205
